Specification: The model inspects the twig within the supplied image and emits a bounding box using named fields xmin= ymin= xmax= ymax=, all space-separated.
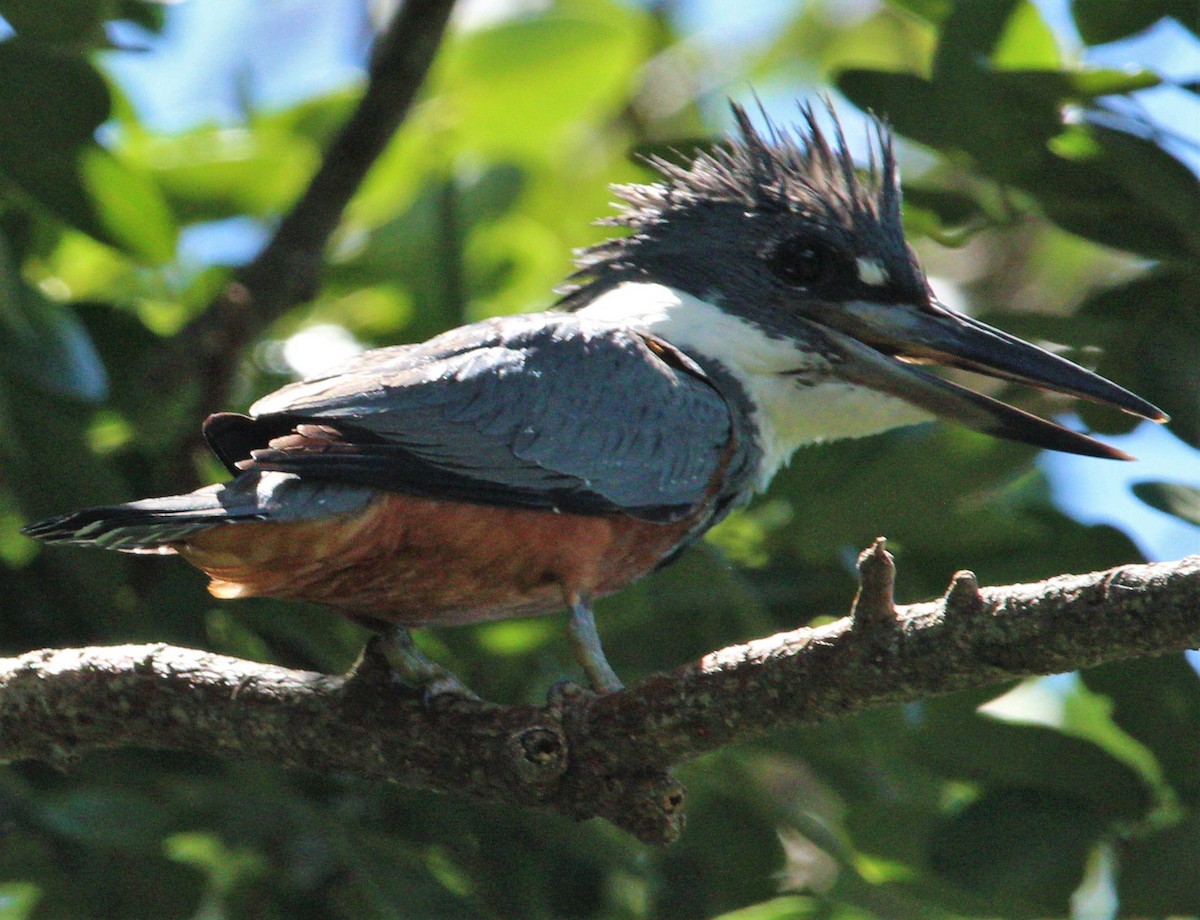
xmin=155 ymin=0 xmax=458 ymax=420
xmin=2 ymin=552 xmax=1198 ymax=844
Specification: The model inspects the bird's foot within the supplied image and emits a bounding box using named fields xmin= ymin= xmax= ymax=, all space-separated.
xmin=567 ymin=595 xmax=624 ymax=694
xmin=373 ymin=625 xmax=480 ymax=703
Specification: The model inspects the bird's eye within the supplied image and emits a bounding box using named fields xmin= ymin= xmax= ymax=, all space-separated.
xmin=769 ymin=236 xmax=839 ymax=287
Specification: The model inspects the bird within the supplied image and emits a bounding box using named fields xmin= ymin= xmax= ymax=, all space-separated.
xmin=23 ymin=100 xmax=1166 ymax=696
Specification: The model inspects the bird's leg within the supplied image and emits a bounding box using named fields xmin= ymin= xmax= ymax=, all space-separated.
xmin=567 ymin=593 xmax=624 ymax=693
xmin=375 ymin=624 xmax=479 ymax=701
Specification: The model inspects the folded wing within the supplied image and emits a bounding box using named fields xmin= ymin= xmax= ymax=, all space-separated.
xmin=211 ymin=313 xmax=738 ymax=522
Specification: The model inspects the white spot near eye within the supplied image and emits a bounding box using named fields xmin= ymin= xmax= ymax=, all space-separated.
xmin=855 ymin=257 xmax=890 ymax=287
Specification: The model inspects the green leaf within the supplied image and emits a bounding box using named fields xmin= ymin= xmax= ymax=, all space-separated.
xmin=1131 ymin=482 xmax=1200 ymax=525
xmin=0 ymin=38 xmax=110 ymax=230
xmin=885 ymin=0 xmax=953 ymax=25
xmin=80 ymin=147 xmax=177 ymax=265
xmin=0 ymin=882 xmax=40 ymax=920
xmin=1072 ymin=0 xmax=1199 ymax=45
xmin=39 ymin=788 xmax=170 ymax=849
xmin=991 ymin=1 xmax=1061 ymax=70
xmin=114 ymin=0 xmax=165 ymax=34
xmin=0 ymin=38 xmax=177 ymax=261
xmin=1062 ymin=67 xmax=1161 ymax=97
xmin=1079 ymin=270 xmax=1200 ymax=447
xmin=131 ymin=114 xmax=323 ymax=223
xmin=908 ymin=715 xmax=1152 ymax=820
xmin=902 ymin=186 xmax=991 ymax=242
xmin=838 ymin=69 xmax=1064 ymax=180
xmin=1117 ymin=812 xmax=1200 ymax=914
xmin=927 ymin=788 xmax=1107 ymax=912
xmin=165 ymin=832 xmax=266 ymax=897
xmin=1082 ymin=655 xmax=1200 ymax=805
xmin=1039 ymin=123 xmax=1200 ymax=260
xmin=710 ymin=896 xmax=824 ymax=920
xmin=987 ymin=68 xmax=1161 ymax=103
xmin=836 ymin=70 xmax=955 ymax=148
xmin=0 ymin=0 xmax=113 ymax=45
xmin=439 ymin=0 xmax=646 ymax=157
xmin=814 ymin=7 xmax=939 ymax=80
xmin=932 ymin=0 xmax=1022 ymax=81
xmin=0 ymin=232 xmax=108 ymax=402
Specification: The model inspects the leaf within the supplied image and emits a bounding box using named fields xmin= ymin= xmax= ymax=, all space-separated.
xmin=932 ymin=0 xmax=1022 ymax=81
xmin=1039 ymin=123 xmax=1200 ymax=260
xmin=1062 ymin=68 xmax=1160 ymax=96
xmin=1131 ymin=482 xmax=1200 ymax=525
xmin=1078 ymin=270 xmax=1200 ymax=447
xmin=927 ymin=788 xmax=1107 ymax=912
xmin=38 ymin=788 xmax=171 ymax=849
xmin=0 ymin=38 xmax=177 ymax=261
xmin=439 ymin=0 xmax=645 ymax=157
xmin=0 ymin=882 xmax=40 ymax=920
xmin=1019 ymin=155 xmax=1194 ymax=261
xmin=80 ymin=146 xmax=177 ymax=265
xmin=0 ymin=232 xmax=108 ymax=402
xmin=835 ymin=70 xmax=957 ymax=149
xmin=1082 ymin=655 xmax=1200 ymax=805
xmin=1072 ymin=0 xmax=1199 ymax=45
xmin=131 ymin=115 xmax=323 ymax=223
xmin=987 ymin=68 xmax=1161 ymax=103
xmin=906 ymin=713 xmax=1152 ymax=821
xmin=837 ymin=68 xmax=1064 ymax=181
xmin=991 ymin=0 xmax=1061 ymax=70
xmin=0 ymin=0 xmax=114 ymax=45
xmin=709 ymin=896 xmax=825 ymax=920
xmin=902 ymin=186 xmax=991 ymax=242
xmin=814 ymin=7 xmax=939 ymax=80
xmin=886 ymin=0 xmax=953 ymax=24
xmin=0 ymin=38 xmax=110 ymax=231
xmin=1116 ymin=813 xmax=1200 ymax=914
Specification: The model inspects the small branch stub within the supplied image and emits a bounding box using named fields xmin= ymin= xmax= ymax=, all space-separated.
xmin=850 ymin=536 xmax=898 ymax=632
xmin=944 ymin=569 xmax=984 ymax=617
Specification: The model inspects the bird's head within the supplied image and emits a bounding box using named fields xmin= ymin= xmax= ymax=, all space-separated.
xmin=564 ymin=100 xmax=1165 ymax=473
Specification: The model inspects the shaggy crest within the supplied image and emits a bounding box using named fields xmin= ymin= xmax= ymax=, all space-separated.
xmin=560 ymin=99 xmax=902 ymax=298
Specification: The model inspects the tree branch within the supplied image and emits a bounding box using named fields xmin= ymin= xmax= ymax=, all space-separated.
xmin=3 ymin=549 xmax=1198 ymax=845
xmin=155 ymin=0 xmax=458 ymax=417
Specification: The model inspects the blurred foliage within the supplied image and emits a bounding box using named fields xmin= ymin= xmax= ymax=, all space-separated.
xmin=0 ymin=0 xmax=1198 ymax=917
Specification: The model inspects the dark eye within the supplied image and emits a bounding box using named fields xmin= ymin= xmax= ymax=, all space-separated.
xmin=769 ymin=236 xmax=840 ymax=287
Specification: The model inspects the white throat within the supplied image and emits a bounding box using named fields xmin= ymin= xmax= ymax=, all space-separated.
xmin=577 ymin=282 xmax=932 ymax=487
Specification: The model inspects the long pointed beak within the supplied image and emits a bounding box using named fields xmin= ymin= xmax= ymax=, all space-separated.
xmin=799 ymin=300 xmax=1167 ymax=461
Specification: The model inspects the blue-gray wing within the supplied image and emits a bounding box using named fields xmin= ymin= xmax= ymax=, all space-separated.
xmin=216 ymin=312 xmax=736 ymax=522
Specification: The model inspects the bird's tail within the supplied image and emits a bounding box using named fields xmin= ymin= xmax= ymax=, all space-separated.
xmin=21 ymin=472 xmax=374 ymax=554
xmin=21 ymin=484 xmax=263 ymax=553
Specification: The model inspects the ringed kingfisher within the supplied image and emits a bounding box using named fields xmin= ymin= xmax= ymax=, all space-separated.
xmin=23 ymin=102 xmax=1166 ymax=695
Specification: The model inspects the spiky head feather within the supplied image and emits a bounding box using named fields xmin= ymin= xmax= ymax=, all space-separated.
xmin=560 ymin=99 xmax=908 ymax=304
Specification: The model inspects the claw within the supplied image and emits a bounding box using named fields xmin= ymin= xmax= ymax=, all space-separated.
xmin=376 ymin=625 xmax=480 ymax=702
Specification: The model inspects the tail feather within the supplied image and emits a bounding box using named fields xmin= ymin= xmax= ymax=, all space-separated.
xmin=21 ymin=472 xmax=375 ymax=554
xmin=21 ymin=485 xmax=263 ymax=553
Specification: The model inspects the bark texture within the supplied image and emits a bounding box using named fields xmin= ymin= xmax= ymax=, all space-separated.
xmin=3 ymin=545 xmax=1197 ymax=844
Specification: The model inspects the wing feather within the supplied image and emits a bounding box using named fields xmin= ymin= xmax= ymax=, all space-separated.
xmin=216 ymin=313 xmax=734 ymax=521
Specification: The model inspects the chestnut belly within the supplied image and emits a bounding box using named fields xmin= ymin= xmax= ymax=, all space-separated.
xmin=178 ymin=492 xmax=701 ymax=626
